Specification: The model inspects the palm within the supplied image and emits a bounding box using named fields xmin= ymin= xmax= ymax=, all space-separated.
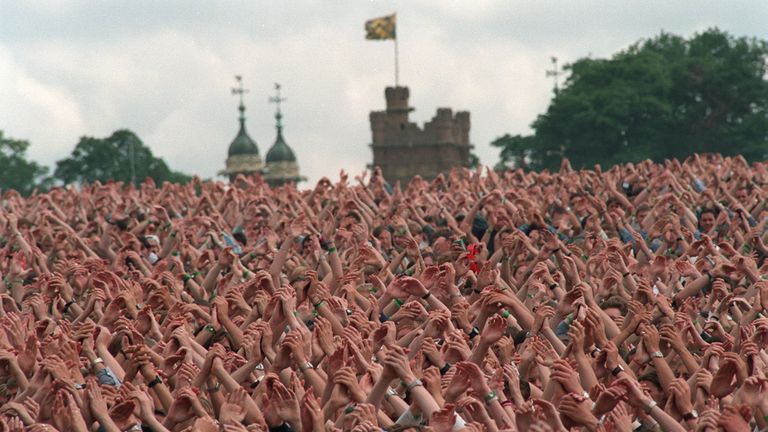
xmin=219 ymin=402 xmax=246 ymax=423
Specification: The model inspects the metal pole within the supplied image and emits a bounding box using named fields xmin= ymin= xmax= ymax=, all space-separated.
xmin=394 ymin=36 xmax=399 ymax=87
xmin=129 ymin=138 xmax=136 ymax=184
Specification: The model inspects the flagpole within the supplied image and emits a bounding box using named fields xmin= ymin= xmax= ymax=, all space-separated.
xmin=394 ymin=35 xmax=399 ymax=87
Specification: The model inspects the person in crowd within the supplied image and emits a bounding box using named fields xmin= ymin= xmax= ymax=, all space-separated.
xmin=0 ymin=152 xmax=766 ymax=432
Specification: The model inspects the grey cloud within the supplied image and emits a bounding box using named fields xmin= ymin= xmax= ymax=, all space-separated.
xmin=1 ymin=1 xmax=766 ymax=184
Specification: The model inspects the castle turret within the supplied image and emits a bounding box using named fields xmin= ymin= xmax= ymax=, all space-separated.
xmin=369 ymin=86 xmax=473 ymax=184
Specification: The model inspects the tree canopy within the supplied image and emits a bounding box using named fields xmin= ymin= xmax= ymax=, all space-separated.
xmin=54 ymin=129 xmax=190 ymax=186
xmin=0 ymin=131 xmax=50 ymax=196
xmin=495 ymin=28 xmax=768 ymax=171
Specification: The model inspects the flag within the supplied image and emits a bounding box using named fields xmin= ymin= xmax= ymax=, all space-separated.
xmin=365 ymin=14 xmax=396 ymax=40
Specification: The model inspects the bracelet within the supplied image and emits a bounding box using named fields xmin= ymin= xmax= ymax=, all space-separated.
xmin=299 ymin=362 xmax=314 ymax=371
xmin=327 ymin=246 xmax=337 ymax=253
xmin=501 ymin=400 xmax=514 ymax=408
xmin=242 ymin=270 xmax=250 ymax=278
xmin=643 ymin=400 xmax=657 ymax=414
xmin=393 ymin=298 xmax=403 ymax=308
xmin=622 ymin=272 xmax=630 ymax=278
xmin=439 ymin=363 xmax=451 ymax=375
xmin=205 ymin=324 xmax=216 ymax=334
xmin=148 ymin=375 xmax=162 ymax=388
xmin=313 ymin=300 xmax=326 ymax=309
xmin=91 ymin=357 xmax=104 ymax=368
xmin=63 ymin=299 xmax=76 ymax=313
xmin=548 ymin=283 xmax=559 ymax=290
xmin=467 ymin=327 xmax=480 ymax=339
xmin=404 ymin=379 xmax=423 ymax=391
xmin=207 ymin=383 xmax=221 ymax=393
xmin=422 ymin=292 xmax=432 ymax=300
xmin=484 ymin=390 xmax=499 ymax=404
xmin=501 ymin=310 xmax=510 ymax=319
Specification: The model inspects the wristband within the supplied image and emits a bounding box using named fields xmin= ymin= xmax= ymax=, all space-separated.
xmin=404 ymin=379 xmax=423 ymax=391
xmin=313 ymin=300 xmax=325 ymax=309
xmin=268 ymin=423 xmax=293 ymax=432
xmin=148 ymin=375 xmax=162 ymax=388
xmin=439 ymin=363 xmax=451 ymax=375
xmin=501 ymin=310 xmax=510 ymax=318
xmin=422 ymin=292 xmax=432 ymax=300
xmin=467 ymin=327 xmax=480 ymax=339
xmin=63 ymin=299 xmax=76 ymax=313
xmin=682 ymin=410 xmax=698 ymax=421
xmin=205 ymin=324 xmax=216 ymax=334
xmin=548 ymin=283 xmax=559 ymax=290
xmin=327 ymin=246 xmax=337 ymax=253
xmin=299 ymin=362 xmax=314 ymax=371
xmin=643 ymin=400 xmax=657 ymax=414
xmin=484 ymin=390 xmax=498 ymax=404
xmin=393 ymin=298 xmax=403 ymax=308
xmin=207 ymin=383 xmax=221 ymax=393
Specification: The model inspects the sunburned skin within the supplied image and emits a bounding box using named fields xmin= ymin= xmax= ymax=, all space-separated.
xmin=0 ymin=155 xmax=766 ymax=431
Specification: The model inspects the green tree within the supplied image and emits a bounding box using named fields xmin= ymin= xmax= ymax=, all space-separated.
xmin=495 ymin=29 xmax=768 ymax=171
xmin=54 ymin=129 xmax=190 ymax=185
xmin=0 ymin=131 xmax=49 ymax=195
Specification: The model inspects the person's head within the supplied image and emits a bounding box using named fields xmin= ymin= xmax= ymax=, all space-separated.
xmin=663 ymin=223 xmax=677 ymax=243
xmin=735 ymin=186 xmax=749 ymax=204
xmin=600 ymin=296 xmax=627 ymax=328
xmin=638 ymin=371 xmax=664 ymax=403
xmin=635 ymin=203 xmax=651 ymax=223
xmin=606 ymin=197 xmax=622 ymax=212
xmin=569 ymin=192 xmax=588 ymax=214
xmin=698 ymin=208 xmax=717 ymax=232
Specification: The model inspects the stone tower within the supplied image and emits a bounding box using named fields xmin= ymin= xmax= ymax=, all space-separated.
xmin=219 ymin=76 xmax=263 ymax=181
xmin=369 ymin=86 xmax=472 ymax=184
xmin=264 ymin=84 xmax=305 ymax=187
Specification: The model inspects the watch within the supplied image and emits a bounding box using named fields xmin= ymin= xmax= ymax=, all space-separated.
xmin=611 ymin=364 xmax=624 ymax=376
xmin=682 ymin=410 xmax=698 ymax=421
xmin=651 ymin=351 xmax=664 ymax=359
xmin=405 ymin=379 xmax=423 ymax=391
xmin=643 ymin=400 xmax=657 ymax=414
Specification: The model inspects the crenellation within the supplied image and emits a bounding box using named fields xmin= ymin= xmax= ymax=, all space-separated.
xmin=369 ymin=86 xmax=473 ymax=184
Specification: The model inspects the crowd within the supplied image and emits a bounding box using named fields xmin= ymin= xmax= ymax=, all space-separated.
xmin=0 ymin=153 xmax=767 ymax=432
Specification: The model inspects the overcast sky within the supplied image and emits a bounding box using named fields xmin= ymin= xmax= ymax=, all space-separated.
xmin=1 ymin=1 xmax=766 ymax=184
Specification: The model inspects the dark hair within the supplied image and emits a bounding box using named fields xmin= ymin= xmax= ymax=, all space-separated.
xmin=600 ymin=296 xmax=628 ymax=315
xmin=699 ymin=208 xmax=718 ymax=219
xmin=638 ymin=370 xmax=661 ymax=388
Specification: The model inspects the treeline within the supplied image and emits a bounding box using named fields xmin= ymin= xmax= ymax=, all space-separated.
xmin=493 ymin=28 xmax=768 ymax=171
xmin=0 ymin=129 xmax=189 ymax=195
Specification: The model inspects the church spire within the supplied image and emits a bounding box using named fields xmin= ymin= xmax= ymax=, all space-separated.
xmin=269 ymin=83 xmax=286 ymax=135
xmin=232 ymin=75 xmax=250 ymax=127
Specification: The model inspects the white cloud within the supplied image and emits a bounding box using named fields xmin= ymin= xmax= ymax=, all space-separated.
xmin=1 ymin=0 xmax=766 ymax=184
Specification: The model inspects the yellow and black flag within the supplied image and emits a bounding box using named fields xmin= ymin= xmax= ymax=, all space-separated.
xmin=365 ymin=14 xmax=396 ymax=40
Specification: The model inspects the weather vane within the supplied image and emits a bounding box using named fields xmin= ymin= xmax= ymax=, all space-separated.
xmin=269 ymin=83 xmax=286 ymax=131
xmin=545 ymin=57 xmax=561 ymax=95
xmin=232 ymin=75 xmax=249 ymax=107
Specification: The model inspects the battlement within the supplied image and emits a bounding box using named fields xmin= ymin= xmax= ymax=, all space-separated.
xmin=369 ymin=86 xmax=472 ymax=183
xmin=370 ymin=86 xmax=471 ymax=148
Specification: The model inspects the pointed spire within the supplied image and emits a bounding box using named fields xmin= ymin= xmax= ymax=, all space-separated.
xmin=231 ymin=75 xmax=250 ymax=127
xmin=269 ymin=83 xmax=286 ymax=136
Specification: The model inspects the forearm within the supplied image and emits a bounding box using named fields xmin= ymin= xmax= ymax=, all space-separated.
xmin=93 ymin=411 xmax=122 ymax=432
